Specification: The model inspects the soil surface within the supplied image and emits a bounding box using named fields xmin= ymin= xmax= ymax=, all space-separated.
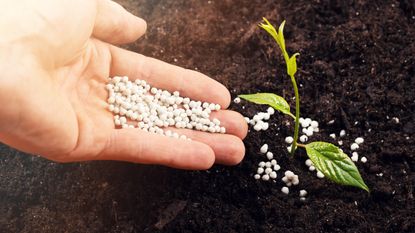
xmin=1 ymin=0 xmax=414 ymax=232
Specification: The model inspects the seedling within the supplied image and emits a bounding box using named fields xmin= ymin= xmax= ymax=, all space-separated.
xmin=240 ymin=18 xmax=369 ymax=192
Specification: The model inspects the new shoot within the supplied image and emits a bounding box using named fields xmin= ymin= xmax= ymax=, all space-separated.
xmin=239 ymin=18 xmax=369 ymax=192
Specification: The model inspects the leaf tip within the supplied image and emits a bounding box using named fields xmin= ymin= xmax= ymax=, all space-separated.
xmin=278 ymin=20 xmax=286 ymax=35
xmin=361 ymin=183 xmax=370 ymax=193
xmin=262 ymin=17 xmax=271 ymax=24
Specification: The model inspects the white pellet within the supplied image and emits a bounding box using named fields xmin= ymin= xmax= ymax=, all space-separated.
xmin=220 ymin=127 xmax=226 ymax=134
xmin=317 ymin=171 xmax=325 ymax=178
xmin=292 ymin=177 xmax=299 ymax=186
xmin=233 ymin=97 xmax=241 ymax=104
xmin=261 ymin=122 xmax=269 ymax=131
xmin=265 ymin=168 xmax=273 ymax=174
xmin=150 ymin=87 xmax=158 ymax=94
xmin=281 ymin=187 xmax=289 ymax=194
xmin=212 ymin=118 xmax=220 ymax=125
xmin=299 ymin=190 xmax=307 ymax=197
xmin=257 ymin=167 xmax=264 ymax=174
xmin=309 ymin=165 xmax=316 ymax=171
xmin=108 ymin=96 xmax=116 ymax=104
xmin=267 ymin=107 xmax=275 ymax=115
xmin=285 ymin=136 xmax=294 ymax=144
xmin=253 ymin=115 xmax=262 ymax=122
xmin=339 ymin=130 xmax=346 ymax=137
xmin=119 ymin=116 xmax=127 ymax=124
xmin=360 ymin=157 xmax=367 ymax=163
xmin=266 ymin=152 xmax=274 ymax=160
xmin=284 ymin=171 xmax=294 ymax=178
xmin=351 ymin=152 xmax=359 ymax=162
xmin=273 ymin=164 xmax=281 ymax=171
xmin=310 ymin=121 xmax=319 ymax=128
xmin=262 ymin=174 xmax=270 ymax=181
xmin=270 ymin=171 xmax=277 ymax=179
xmin=253 ymin=123 xmax=263 ymax=131
xmin=260 ymin=144 xmax=268 ymax=154
xmin=329 ymin=133 xmax=336 ymax=139
xmin=305 ymin=159 xmax=313 ymax=167
xmin=305 ymin=129 xmax=314 ymax=137
xmin=263 ymin=113 xmax=270 ymax=120
xmin=351 ymin=143 xmax=359 ymax=151
xmin=355 ymin=137 xmax=364 ymax=144
xmin=254 ymin=174 xmax=261 ymax=180
xmin=301 ymin=120 xmax=310 ymax=128
xmin=300 ymin=135 xmax=308 ymax=143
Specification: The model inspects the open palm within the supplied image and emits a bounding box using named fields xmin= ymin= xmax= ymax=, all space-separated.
xmin=0 ymin=0 xmax=247 ymax=169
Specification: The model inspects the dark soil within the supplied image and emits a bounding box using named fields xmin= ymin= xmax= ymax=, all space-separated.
xmin=1 ymin=0 xmax=414 ymax=232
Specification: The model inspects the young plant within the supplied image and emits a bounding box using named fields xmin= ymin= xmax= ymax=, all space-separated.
xmin=240 ymin=18 xmax=369 ymax=192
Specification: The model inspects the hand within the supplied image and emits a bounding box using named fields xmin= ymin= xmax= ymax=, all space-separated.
xmin=0 ymin=0 xmax=248 ymax=169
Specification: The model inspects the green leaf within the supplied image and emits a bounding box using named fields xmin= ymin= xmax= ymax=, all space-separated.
xmin=287 ymin=53 xmax=300 ymax=77
xmin=259 ymin=18 xmax=289 ymax=62
xmin=238 ymin=93 xmax=294 ymax=118
xmin=277 ymin=20 xmax=287 ymax=54
xmin=305 ymin=142 xmax=369 ymax=192
xmin=259 ymin=18 xmax=279 ymax=44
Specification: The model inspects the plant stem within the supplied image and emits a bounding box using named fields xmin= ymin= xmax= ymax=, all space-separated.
xmin=290 ymin=74 xmax=300 ymax=155
xmin=297 ymin=143 xmax=306 ymax=148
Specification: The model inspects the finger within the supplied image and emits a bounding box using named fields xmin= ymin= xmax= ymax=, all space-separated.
xmin=97 ymin=128 xmax=215 ymax=170
xmin=170 ymin=129 xmax=245 ymax=165
xmin=109 ymin=46 xmax=231 ymax=108
xmin=93 ymin=0 xmax=147 ymax=44
xmin=209 ymin=110 xmax=248 ymax=139
xmin=120 ymin=110 xmax=247 ymax=163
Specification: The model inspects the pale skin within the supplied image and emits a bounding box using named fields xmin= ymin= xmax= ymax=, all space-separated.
xmin=0 ymin=0 xmax=248 ymax=169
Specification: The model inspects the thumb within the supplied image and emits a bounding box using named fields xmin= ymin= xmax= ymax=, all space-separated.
xmin=93 ymin=0 xmax=147 ymax=44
